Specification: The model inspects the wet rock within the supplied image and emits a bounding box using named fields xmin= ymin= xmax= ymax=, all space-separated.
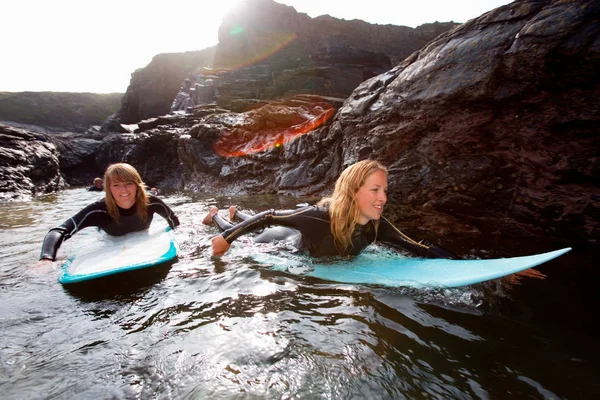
xmin=50 ymin=129 xmax=105 ymax=185
xmin=96 ymin=94 xmax=345 ymax=195
xmin=327 ymin=0 xmax=600 ymax=242
xmin=0 ymin=124 xmax=64 ymax=200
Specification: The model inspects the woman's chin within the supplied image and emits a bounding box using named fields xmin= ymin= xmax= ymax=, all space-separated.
xmin=116 ymin=199 xmax=135 ymax=209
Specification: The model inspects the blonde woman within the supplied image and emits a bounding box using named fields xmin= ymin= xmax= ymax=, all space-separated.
xmin=38 ymin=163 xmax=179 ymax=262
xmin=204 ymin=160 xmax=454 ymax=259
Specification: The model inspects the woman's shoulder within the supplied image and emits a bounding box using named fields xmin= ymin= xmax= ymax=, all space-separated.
xmin=147 ymin=194 xmax=165 ymax=205
xmin=300 ymin=204 xmax=330 ymax=219
xmin=70 ymin=198 xmax=108 ymax=219
xmin=81 ymin=198 xmax=108 ymax=211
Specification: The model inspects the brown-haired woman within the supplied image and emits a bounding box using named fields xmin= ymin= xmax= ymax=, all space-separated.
xmin=38 ymin=163 xmax=179 ymax=263
xmin=204 ymin=159 xmax=455 ymax=259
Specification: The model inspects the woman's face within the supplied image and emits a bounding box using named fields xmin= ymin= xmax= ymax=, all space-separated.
xmin=355 ymin=170 xmax=388 ymax=224
xmin=109 ymin=180 xmax=137 ymax=209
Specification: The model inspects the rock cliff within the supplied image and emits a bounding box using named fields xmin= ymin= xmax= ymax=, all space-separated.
xmin=101 ymin=49 xmax=217 ymax=132
xmin=329 ymin=0 xmax=600 ymax=241
xmin=106 ymin=0 xmax=457 ymax=128
xmin=97 ymin=0 xmax=599 ymax=244
xmin=0 ymin=91 xmax=122 ymax=133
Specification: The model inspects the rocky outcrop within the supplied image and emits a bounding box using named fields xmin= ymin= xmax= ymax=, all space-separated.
xmin=96 ymin=0 xmax=599 ymax=244
xmin=0 ymin=122 xmax=109 ymax=187
xmin=101 ymin=49 xmax=217 ymax=132
xmin=97 ymin=95 xmax=344 ymax=191
xmin=324 ymin=0 xmax=600 ymax=241
xmin=215 ymin=2 xmax=455 ymax=67
xmin=0 ymin=92 xmax=122 ymax=133
xmin=106 ymin=0 xmax=457 ymax=128
xmin=0 ymin=124 xmax=64 ymax=200
xmin=50 ymin=128 xmax=106 ymax=185
xmin=0 ymin=92 xmax=121 ymax=188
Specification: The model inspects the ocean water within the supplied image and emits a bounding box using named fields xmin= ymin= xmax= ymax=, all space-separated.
xmin=0 ymin=188 xmax=597 ymax=399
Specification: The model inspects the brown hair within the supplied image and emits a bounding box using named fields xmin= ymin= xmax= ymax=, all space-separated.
xmin=103 ymin=163 xmax=149 ymax=223
xmin=318 ymin=159 xmax=388 ymax=255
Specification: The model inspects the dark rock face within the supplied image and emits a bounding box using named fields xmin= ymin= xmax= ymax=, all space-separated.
xmin=97 ymin=0 xmax=599 ymax=245
xmin=51 ymin=128 xmax=106 ymax=185
xmin=107 ymin=0 xmax=457 ymax=127
xmin=0 ymin=122 xmax=109 ymax=187
xmin=326 ymin=0 xmax=600 ymax=241
xmin=101 ymin=48 xmax=217 ymax=132
xmin=216 ymin=1 xmax=455 ymax=67
xmin=0 ymin=91 xmax=122 ymax=187
xmin=98 ymin=95 xmax=344 ymax=192
xmin=0 ymin=124 xmax=64 ymax=200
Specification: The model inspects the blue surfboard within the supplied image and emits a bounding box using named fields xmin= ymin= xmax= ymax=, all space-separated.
xmin=58 ymin=225 xmax=178 ymax=284
xmin=252 ymin=247 xmax=571 ymax=288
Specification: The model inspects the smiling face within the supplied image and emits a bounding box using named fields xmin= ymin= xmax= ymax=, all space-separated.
xmin=355 ymin=169 xmax=388 ymax=225
xmin=109 ymin=180 xmax=137 ymax=209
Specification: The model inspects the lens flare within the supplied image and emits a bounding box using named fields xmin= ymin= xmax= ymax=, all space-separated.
xmin=214 ymin=99 xmax=335 ymax=157
xmin=213 ymin=32 xmax=298 ymax=71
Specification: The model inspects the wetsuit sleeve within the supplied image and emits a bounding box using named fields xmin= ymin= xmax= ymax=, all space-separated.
xmin=40 ymin=230 xmax=65 ymax=261
xmin=148 ymin=195 xmax=180 ymax=229
xmin=376 ymin=217 xmax=458 ymax=259
xmin=220 ymin=206 xmax=322 ymax=244
xmin=39 ymin=201 xmax=108 ymax=261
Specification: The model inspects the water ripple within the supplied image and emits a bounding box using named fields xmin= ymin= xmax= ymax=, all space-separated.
xmin=0 ymin=189 xmax=596 ymax=399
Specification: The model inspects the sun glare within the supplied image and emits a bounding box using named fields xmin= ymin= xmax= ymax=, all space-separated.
xmin=0 ymin=0 xmax=245 ymax=93
xmin=0 ymin=0 xmax=513 ymax=93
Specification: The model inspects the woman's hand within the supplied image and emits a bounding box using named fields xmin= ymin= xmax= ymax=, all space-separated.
xmin=29 ymin=259 xmax=55 ymax=271
xmin=211 ymin=234 xmax=231 ymax=256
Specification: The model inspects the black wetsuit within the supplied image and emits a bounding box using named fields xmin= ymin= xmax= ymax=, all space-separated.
xmin=213 ymin=205 xmax=455 ymax=259
xmin=40 ymin=195 xmax=180 ymax=261
xmin=87 ymin=186 xmax=102 ymax=192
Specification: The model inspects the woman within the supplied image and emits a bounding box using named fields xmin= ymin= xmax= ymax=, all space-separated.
xmin=204 ymin=160 xmax=455 ymax=259
xmin=38 ymin=163 xmax=180 ymax=263
xmin=86 ymin=177 xmax=103 ymax=191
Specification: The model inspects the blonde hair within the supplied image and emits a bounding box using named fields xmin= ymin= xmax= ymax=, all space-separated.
xmin=103 ymin=163 xmax=149 ymax=223
xmin=318 ymin=159 xmax=388 ymax=255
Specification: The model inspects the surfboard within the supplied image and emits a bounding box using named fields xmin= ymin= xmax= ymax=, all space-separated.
xmin=252 ymin=247 xmax=572 ymax=288
xmin=58 ymin=224 xmax=178 ymax=284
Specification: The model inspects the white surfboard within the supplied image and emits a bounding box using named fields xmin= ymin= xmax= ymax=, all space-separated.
xmin=58 ymin=223 xmax=177 ymax=284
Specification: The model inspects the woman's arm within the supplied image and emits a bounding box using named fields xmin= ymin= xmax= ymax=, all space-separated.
xmin=220 ymin=206 xmax=322 ymax=244
xmin=376 ymin=217 xmax=458 ymax=259
xmin=149 ymin=195 xmax=180 ymax=229
xmin=39 ymin=201 xmax=108 ymax=261
xmin=40 ymin=229 xmax=67 ymax=261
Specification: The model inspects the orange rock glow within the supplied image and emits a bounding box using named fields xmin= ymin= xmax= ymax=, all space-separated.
xmin=213 ymin=100 xmax=335 ymax=157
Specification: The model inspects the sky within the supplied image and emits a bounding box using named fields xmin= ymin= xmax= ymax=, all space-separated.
xmin=0 ymin=0 xmax=513 ymax=93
